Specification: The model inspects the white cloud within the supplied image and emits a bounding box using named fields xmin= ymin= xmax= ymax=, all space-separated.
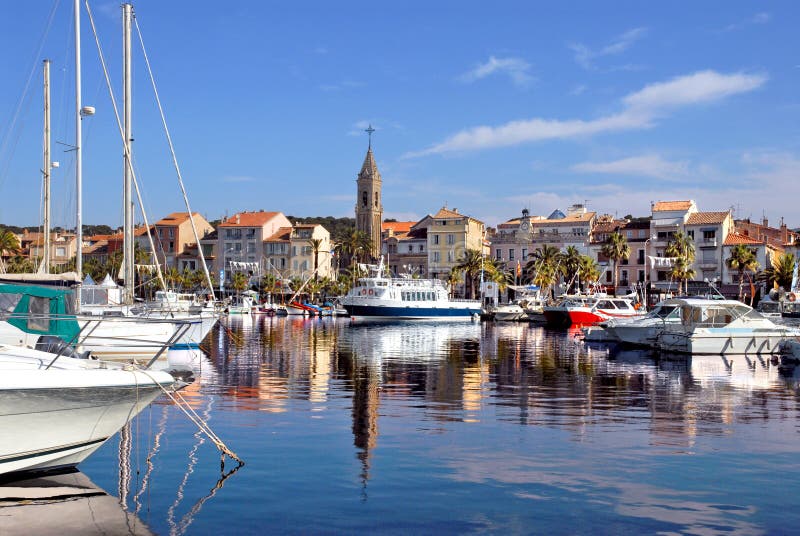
xmin=571 ymin=154 xmax=690 ymax=180
xmin=723 ymin=12 xmax=771 ymax=32
xmin=570 ymin=84 xmax=587 ymax=96
xmin=319 ymin=80 xmax=362 ymax=92
xmin=623 ymin=70 xmax=766 ymax=113
xmin=406 ymin=70 xmax=767 ymax=157
xmin=569 ymin=28 xmax=647 ymax=70
xmin=459 ymin=56 xmax=534 ymax=87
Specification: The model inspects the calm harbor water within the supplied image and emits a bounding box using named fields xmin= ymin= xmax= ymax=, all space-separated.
xmin=9 ymin=316 xmax=800 ymax=534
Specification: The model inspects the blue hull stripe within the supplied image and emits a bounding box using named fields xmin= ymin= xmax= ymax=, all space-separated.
xmin=344 ymin=305 xmax=480 ymax=318
xmin=170 ymin=342 xmax=200 ymax=350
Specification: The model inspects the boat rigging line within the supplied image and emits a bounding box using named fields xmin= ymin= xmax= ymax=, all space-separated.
xmin=133 ymin=14 xmax=216 ymax=301
xmin=83 ymin=0 xmax=167 ymax=291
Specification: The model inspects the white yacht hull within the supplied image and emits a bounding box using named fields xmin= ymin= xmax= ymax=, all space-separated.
xmin=0 ymin=347 xmax=173 ymax=476
xmin=657 ymin=329 xmax=787 ymax=355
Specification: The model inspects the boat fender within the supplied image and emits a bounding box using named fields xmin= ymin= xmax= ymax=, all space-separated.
xmin=790 ymin=293 xmax=797 ymax=302
xmin=368 ymin=289 xmax=374 ymax=296
xmin=360 ymin=289 xmax=366 ymax=296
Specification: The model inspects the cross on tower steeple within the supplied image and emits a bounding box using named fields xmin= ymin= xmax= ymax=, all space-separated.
xmin=365 ymin=124 xmax=375 ymax=149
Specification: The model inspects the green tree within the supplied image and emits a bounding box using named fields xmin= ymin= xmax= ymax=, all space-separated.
xmin=340 ymin=229 xmax=372 ymax=274
xmin=453 ymin=249 xmax=484 ymax=299
xmin=726 ymin=244 xmax=760 ymax=301
xmin=0 ymin=230 xmax=20 ymax=273
xmin=559 ymin=246 xmax=583 ymax=294
xmin=310 ymin=238 xmax=324 ymax=281
xmin=577 ymin=255 xmax=601 ymax=291
xmin=524 ymin=245 xmax=561 ymax=298
xmin=665 ymin=231 xmax=696 ymax=294
xmin=232 ymin=271 xmax=249 ymax=293
xmin=757 ymin=252 xmax=796 ymax=291
xmin=601 ymin=231 xmax=631 ymax=295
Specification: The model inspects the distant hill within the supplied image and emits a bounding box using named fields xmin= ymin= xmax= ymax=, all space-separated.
xmin=288 ymin=216 xmax=355 ymax=243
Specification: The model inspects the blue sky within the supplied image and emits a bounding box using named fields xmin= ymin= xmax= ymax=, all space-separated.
xmin=1 ymin=1 xmax=799 ymax=230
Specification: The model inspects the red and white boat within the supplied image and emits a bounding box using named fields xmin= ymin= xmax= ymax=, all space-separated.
xmin=543 ymin=294 xmax=645 ymax=327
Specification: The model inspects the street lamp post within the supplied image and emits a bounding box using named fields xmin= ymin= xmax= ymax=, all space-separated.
xmin=643 ymin=234 xmax=656 ymax=308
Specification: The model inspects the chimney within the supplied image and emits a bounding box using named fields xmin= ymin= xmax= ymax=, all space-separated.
xmin=235 ymin=214 xmax=240 ymax=224
xmin=762 ymin=216 xmax=768 ymax=228
xmin=781 ymin=222 xmax=788 ymax=244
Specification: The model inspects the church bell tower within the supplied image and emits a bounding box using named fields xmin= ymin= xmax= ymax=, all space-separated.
xmin=355 ymin=125 xmax=383 ymax=259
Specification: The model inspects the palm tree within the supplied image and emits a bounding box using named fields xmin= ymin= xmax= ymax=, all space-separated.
xmin=309 ymin=238 xmax=324 ymax=281
xmin=0 ymin=230 xmax=20 ymax=273
xmin=524 ymin=245 xmax=563 ymax=299
xmin=668 ymin=256 xmax=696 ymax=295
xmin=559 ymin=246 xmax=583 ymax=294
xmin=758 ymin=252 xmax=795 ymax=291
xmin=453 ymin=249 xmax=484 ymax=299
xmin=726 ymin=244 xmax=760 ymax=301
xmin=601 ymin=231 xmax=631 ymax=295
xmin=446 ymin=268 xmax=462 ymax=298
xmin=665 ymin=231 xmax=696 ymax=294
xmin=7 ymin=255 xmax=33 ymax=274
xmin=577 ymin=255 xmax=601 ymax=291
xmin=232 ymin=271 xmax=249 ymax=293
xmin=340 ymin=229 xmax=371 ymax=275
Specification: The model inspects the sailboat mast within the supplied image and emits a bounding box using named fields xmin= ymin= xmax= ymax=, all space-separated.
xmin=42 ymin=59 xmax=51 ymax=273
xmin=122 ymin=3 xmax=134 ymax=304
xmin=74 ymin=0 xmax=83 ymax=278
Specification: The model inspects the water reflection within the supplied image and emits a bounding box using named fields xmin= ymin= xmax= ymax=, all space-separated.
xmin=0 ymin=470 xmax=153 ymax=535
xmin=89 ymin=317 xmax=800 ymax=534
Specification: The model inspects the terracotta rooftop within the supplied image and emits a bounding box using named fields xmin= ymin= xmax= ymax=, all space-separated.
xmin=724 ymin=231 xmax=763 ymax=246
xmin=497 ymin=218 xmax=521 ymax=229
xmin=264 ymin=226 xmax=292 ymax=242
xmin=219 ymin=211 xmax=282 ymax=228
xmin=652 ymin=200 xmax=693 ymax=212
xmin=155 ymin=212 xmax=201 ymax=226
xmin=382 ymin=221 xmax=414 ymax=234
xmin=432 ymin=207 xmax=466 ymax=219
xmin=686 ymin=211 xmax=730 ymax=225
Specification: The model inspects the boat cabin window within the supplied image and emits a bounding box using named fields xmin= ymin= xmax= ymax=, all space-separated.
xmin=596 ymin=300 xmax=614 ymax=309
xmin=758 ymin=301 xmax=780 ymax=313
xmin=653 ymin=305 xmax=677 ymax=318
xmin=611 ymin=300 xmax=629 ymax=309
xmin=28 ymin=296 xmax=50 ymax=332
xmin=0 ymin=293 xmax=23 ymax=320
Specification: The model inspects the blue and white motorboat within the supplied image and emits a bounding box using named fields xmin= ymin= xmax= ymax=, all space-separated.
xmin=341 ymin=263 xmax=480 ymax=320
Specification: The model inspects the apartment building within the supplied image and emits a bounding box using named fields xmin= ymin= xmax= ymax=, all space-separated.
xmin=426 ymin=207 xmax=485 ymax=281
xmin=263 ymin=224 xmax=333 ymax=280
xmin=216 ymin=210 xmax=291 ymax=281
xmin=150 ymin=212 xmax=214 ymax=270
xmin=382 ymin=219 xmax=429 ymax=277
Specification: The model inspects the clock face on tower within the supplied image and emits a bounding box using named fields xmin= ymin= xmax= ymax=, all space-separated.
xmin=521 ymin=221 xmax=529 ymax=231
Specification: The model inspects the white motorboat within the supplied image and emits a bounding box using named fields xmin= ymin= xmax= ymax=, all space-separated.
xmin=543 ymin=294 xmax=645 ymax=327
xmin=656 ymin=298 xmax=798 ymax=355
xmin=492 ymin=302 xmax=526 ymax=321
xmin=602 ymin=299 xmax=682 ymax=347
xmin=341 ymin=261 xmax=480 ymax=320
xmin=226 ymin=291 xmax=257 ymax=315
xmin=0 ymin=344 xmax=174 ymax=476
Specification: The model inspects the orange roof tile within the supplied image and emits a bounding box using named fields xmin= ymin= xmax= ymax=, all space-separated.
xmin=155 ymin=212 xmax=201 ymax=226
xmin=264 ymin=226 xmax=292 ymax=242
xmin=382 ymin=221 xmax=414 ymax=234
xmin=686 ymin=211 xmax=729 ymax=225
xmin=219 ymin=211 xmax=282 ymax=228
xmin=653 ymin=200 xmax=693 ymax=212
xmin=433 ymin=207 xmax=464 ymax=219
xmin=723 ymin=231 xmax=763 ymax=246
xmin=537 ymin=211 xmax=596 ymax=224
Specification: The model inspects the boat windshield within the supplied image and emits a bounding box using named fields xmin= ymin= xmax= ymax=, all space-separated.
xmin=680 ymin=303 xmax=752 ymax=327
xmin=646 ymin=304 xmax=678 ymax=319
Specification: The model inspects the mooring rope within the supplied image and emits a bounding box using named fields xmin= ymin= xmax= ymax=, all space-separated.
xmin=139 ymin=369 xmax=244 ymax=468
